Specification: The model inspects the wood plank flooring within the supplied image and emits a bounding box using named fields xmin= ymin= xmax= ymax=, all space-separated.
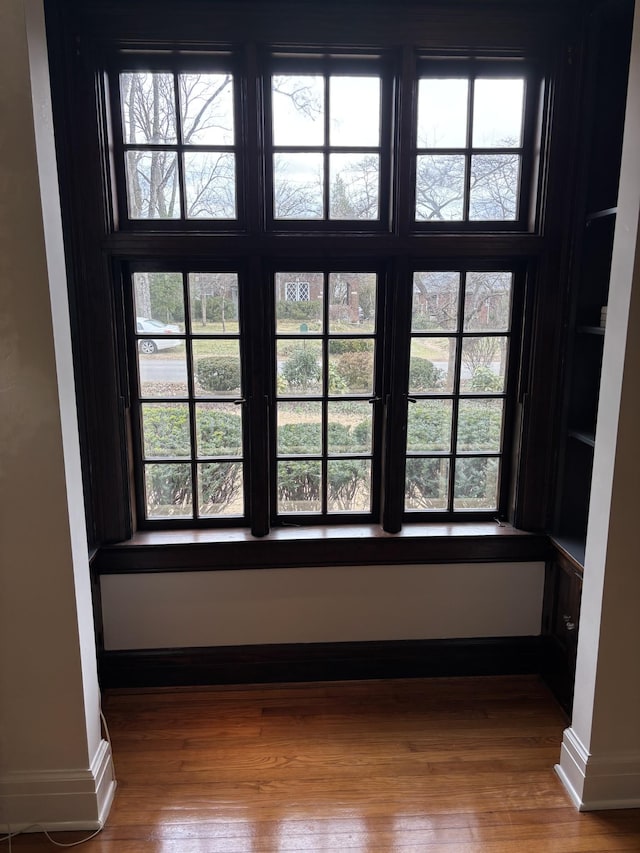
xmin=9 ymin=675 xmax=640 ymax=851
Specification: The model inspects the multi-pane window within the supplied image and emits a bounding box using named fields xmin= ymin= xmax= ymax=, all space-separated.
xmin=275 ymin=271 xmax=378 ymax=515
xmin=415 ymin=71 xmax=525 ymax=222
xmin=133 ymin=271 xmax=245 ymax=520
xmin=270 ymin=69 xmax=383 ymax=221
xmin=112 ymin=51 xmax=535 ymax=531
xmin=119 ymin=70 xmax=238 ymax=220
xmin=406 ymin=271 xmax=512 ymax=512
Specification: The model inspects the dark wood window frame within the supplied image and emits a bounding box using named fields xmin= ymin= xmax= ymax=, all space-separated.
xmin=45 ymin=0 xmax=586 ymax=568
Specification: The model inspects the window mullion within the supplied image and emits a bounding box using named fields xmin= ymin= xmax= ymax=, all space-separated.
xmin=395 ymin=45 xmax=416 ymax=235
xmin=381 ymin=257 xmax=412 ymax=533
xmin=244 ymin=257 xmax=271 ymax=536
xmin=244 ymin=43 xmax=263 ymax=234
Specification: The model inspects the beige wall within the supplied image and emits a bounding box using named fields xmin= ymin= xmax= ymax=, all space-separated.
xmin=0 ymin=0 xmax=112 ymax=830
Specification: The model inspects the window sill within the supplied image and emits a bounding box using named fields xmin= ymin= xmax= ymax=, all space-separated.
xmin=93 ymin=522 xmax=550 ymax=573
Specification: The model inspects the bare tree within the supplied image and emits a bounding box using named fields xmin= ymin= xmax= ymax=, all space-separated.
xmin=415 ymin=143 xmax=519 ymax=222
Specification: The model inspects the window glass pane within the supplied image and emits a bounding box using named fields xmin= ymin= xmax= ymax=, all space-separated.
xmin=189 ymin=273 xmax=239 ymax=334
xmin=134 ymin=273 xmax=185 ymax=327
xmin=330 ymin=154 xmax=379 ymax=220
xmin=193 ymin=339 xmax=241 ymax=397
xmin=329 ymin=273 xmax=376 ymax=334
xmin=145 ymin=463 xmax=192 ymax=518
xmin=472 ymin=79 xmax=524 ymax=148
xmin=412 ymin=272 xmax=460 ymax=332
xmin=327 ymin=402 xmax=372 ymax=455
xmin=330 ymin=76 xmax=380 ymax=146
xmin=417 ymin=78 xmax=468 ymax=148
xmin=454 ymin=457 xmax=499 ymax=510
xmin=277 ymin=340 xmax=323 ymax=396
xmin=274 ymin=153 xmax=324 ymax=219
xmin=327 ymin=459 xmax=371 ymax=512
xmin=464 ymin=272 xmax=512 ymax=332
xmin=195 ymin=403 xmax=243 ymax=457
xmin=179 ymin=73 xmax=234 ymax=145
xmin=405 ymin=458 xmax=449 ymax=511
xmin=184 ymin=152 xmax=236 ymax=218
xmin=409 ymin=338 xmax=455 ymax=393
xmin=277 ymin=402 xmax=322 ymax=455
xmin=460 ymin=336 xmax=507 ymax=393
xmin=278 ymin=460 xmax=322 ymax=513
xmin=142 ymin=403 xmax=191 ymax=459
xmin=272 ymin=75 xmax=324 ymax=146
xmin=275 ymin=272 xmax=323 ymax=333
xmin=198 ymin=462 xmax=244 ymax=517
xmin=415 ymin=155 xmax=465 ymax=221
xmin=328 ymin=340 xmax=374 ymax=395
xmin=458 ymin=399 xmax=503 ymax=453
xmin=138 ymin=346 xmax=188 ymax=398
xmin=120 ymin=72 xmax=176 ymax=143
xmin=406 ymin=400 xmax=453 ymax=453
xmin=126 ymin=151 xmax=180 ymax=219
xmin=469 ymin=154 xmax=519 ymax=221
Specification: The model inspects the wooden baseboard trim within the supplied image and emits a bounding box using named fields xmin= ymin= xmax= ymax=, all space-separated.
xmin=100 ymin=636 xmax=542 ymax=689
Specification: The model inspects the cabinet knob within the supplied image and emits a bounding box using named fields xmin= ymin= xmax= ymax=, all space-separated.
xmin=563 ymin=614 xmax=576 ymax=631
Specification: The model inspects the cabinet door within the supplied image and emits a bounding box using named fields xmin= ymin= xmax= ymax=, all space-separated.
xmin=543 ymin=558 xmax=582 ymax=713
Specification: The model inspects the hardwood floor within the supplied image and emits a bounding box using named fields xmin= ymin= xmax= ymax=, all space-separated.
xmin=9 ymin=675 xmax=640 ymax=851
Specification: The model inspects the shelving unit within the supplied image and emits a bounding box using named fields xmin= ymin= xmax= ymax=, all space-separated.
xmin=543 ymin=0 xmax=632 ymax=714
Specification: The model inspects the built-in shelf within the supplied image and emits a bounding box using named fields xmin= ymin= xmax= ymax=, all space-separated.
xmin=586 ymin=206 xmax=617 ymax=222
xmin=577 ymin=325 xmax=606 ymax=336
xmin=567 ymin=429 xmax=596 ymax=447
xmin=551 ymin=535 xmax=586 ymax=572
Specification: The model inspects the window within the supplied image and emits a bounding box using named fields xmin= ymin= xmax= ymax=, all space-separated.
xmin=48 ymin=0 xmax=575 ymax=545
xmin=111 ymin=51 xmax=530 ymax=534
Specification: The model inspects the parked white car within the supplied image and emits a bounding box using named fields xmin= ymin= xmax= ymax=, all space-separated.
xmin=136 ymin=317 xmax=182 ymax=354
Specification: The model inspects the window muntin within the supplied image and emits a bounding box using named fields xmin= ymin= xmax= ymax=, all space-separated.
xmin=270 ymin=70 xmax=383 ymax=222
xmin=119 ymin=70 xmax=238 ymax=221
xmin=405 ymin=270 xmax=512 ymax=514
xmin=133 ymin=271 xmax=245 ymax=521
xmin=415 ymin=72 xmax=526 ymax=223
xmin=274 ymin=271 xmax=378 ymax=517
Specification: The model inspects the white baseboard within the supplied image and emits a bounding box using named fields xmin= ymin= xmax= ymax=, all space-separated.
xmin=556 ymin=726 xmax=640 ymax=811
xmin=0 ymin=738 xmax=116 ymax=833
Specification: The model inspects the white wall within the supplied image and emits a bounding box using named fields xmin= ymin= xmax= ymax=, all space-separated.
xmin=556 ymin=0 xmax=640 ymax=811
xmin=0 ymin=0 xmax=114 ymax=832
xmin=101 ymin=562 xmax=544 ymax=649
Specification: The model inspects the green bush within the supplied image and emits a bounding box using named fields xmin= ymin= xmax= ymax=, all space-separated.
xmin=196 ymin=357 xmax=241 ymax=393
xmin=278 ymin=422 xmax=321 ymax=455
xmin=278 ymin=461 xmax=321 ymax=506
xmin=470 ymin=365 xmax=503 ymax=392
xmin=328 ymin=459 xmax=369 ymax=509
xmin=336 ymin=351 xmax=374 ymax=390
xmin=409 ymin=358 xmax=443 ymax=391
xmin=142 ymin=406 xmax=190 ymax=457
xmin=143 ymin=406 xmax=244 ymax=515
xmin=277 ymin=300 xmax=322 ymax=322
xmin=197 ymin=410 xmax=243 ymax=456
xmin=329 ymin=339 xmax=374 ymax=355
xmin=406 ymin=403 xmax=451 ymax=452
xmin=282 ymin=346 xmax=321 ymax=390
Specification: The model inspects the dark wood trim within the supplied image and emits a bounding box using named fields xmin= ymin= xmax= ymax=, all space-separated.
xmin=93 ymin=522 xmax=550 ymax=572
xmin=99 ymin=635 xmax=543 ymax=688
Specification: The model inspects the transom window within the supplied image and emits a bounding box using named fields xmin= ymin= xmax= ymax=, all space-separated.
xmin=415 ymin=69 xmax=526 ymax=223
xmin=270 ymin=68 xmax=383 ymax=221
xmin=118 ymin=68 xmax=238 ymax=221
xmin=108 ymin=47 xmax=536 ymax=533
